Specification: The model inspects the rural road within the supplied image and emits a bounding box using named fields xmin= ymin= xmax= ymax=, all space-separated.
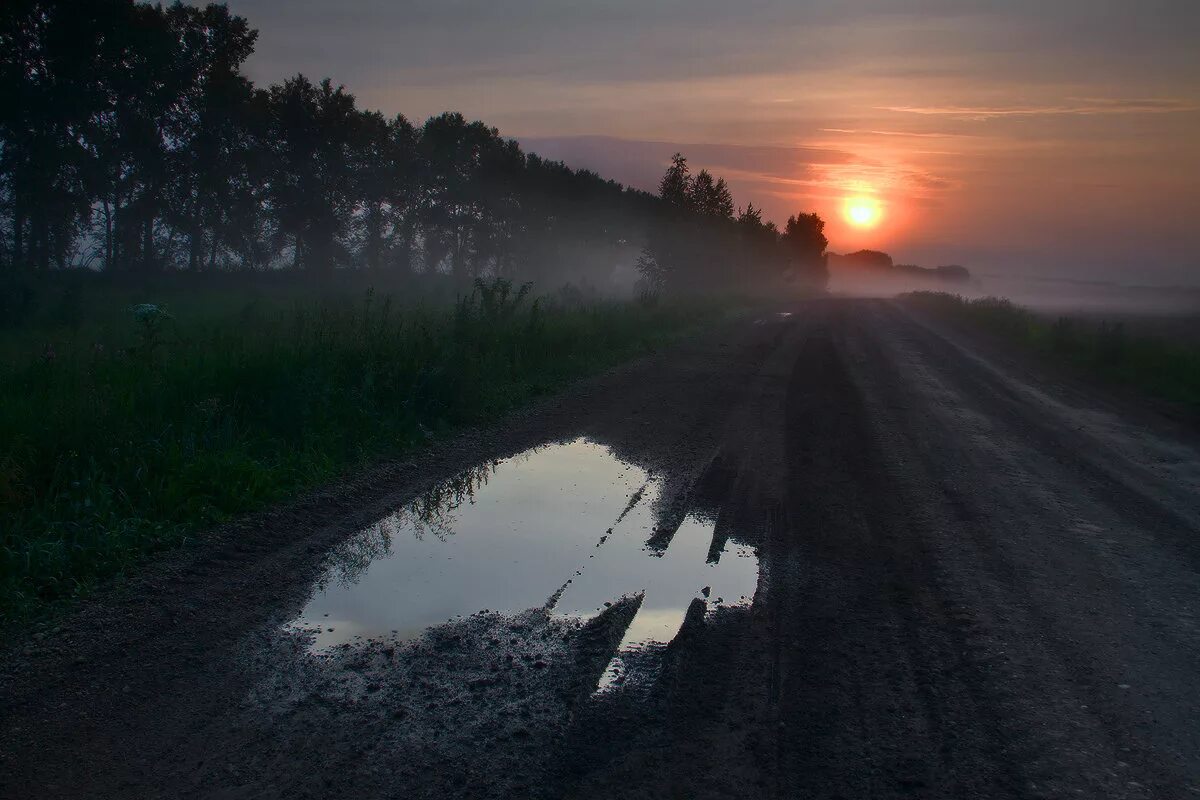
xmin=3 ymin=298 xmax=1200 ymax=799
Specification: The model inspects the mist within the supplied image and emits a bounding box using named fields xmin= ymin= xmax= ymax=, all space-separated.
xmin=828 ymin=256 xmax=1200 ymax=318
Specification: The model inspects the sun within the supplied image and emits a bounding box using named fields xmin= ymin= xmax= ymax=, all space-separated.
xmin=843 ymin=195 xmax=883 ymax=228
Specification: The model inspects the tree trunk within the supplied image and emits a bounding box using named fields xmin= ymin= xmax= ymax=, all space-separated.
xmin=452 ymin=226 xmax=470 ymax=286
xmin=142 ymin=215 xmax=154 ymax=273
xmin=12 ymin=199 xmax=24 ymax=269
xmin=366 ymin=202 xmax=383 ymax=271
xmin=33 ymin=210 xmax=49 ymax=272
xmin=397 ymin=217 xmax=415 ymax=273
xmin=188 ymin=228 xmax=202 ymax=272
xmin=102 ymin=199 xmax=114 ymax=271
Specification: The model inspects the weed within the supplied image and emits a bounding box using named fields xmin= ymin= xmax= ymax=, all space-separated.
xmin=904 ymin=291 xmax=1200 ymax=410
xmin=0 ymin=282 xmax=716 ymax=627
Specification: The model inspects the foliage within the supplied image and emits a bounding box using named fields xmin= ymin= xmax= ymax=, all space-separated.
xmin=636 ymin=152 xmax=829 ymax=293
xmin=903 ymin=291 xmax=1200 ymax=409
xmin=783 ymin=212 xmax=829 ymax=282
xmin=0 ymin=280 xmax=719 ymax=625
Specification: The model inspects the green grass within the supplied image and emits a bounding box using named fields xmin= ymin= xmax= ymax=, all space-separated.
xmin=0 ymin=276 xmax=720 ymax=628
xmin=903 ymin=291 xmax=1200 ymax=410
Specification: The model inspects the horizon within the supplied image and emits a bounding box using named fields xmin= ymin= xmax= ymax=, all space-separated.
xmin=224 ymin=0 xmax=1200 ymax=285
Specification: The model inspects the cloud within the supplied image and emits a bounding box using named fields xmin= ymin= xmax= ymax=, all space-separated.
xmin=517 ymin=134 xmax=958 ymax=232
xmin=880 ymin=98 xmax=1198 ymax=120
xmin=819 ymin=128 xmax=975 ymax=139
xmin=518 ymin=135 xmax=856 ymax=193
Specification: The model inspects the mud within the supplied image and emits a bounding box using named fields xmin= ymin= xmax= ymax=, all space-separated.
xmin=4 ymin=299 xmax=1200 ymax=799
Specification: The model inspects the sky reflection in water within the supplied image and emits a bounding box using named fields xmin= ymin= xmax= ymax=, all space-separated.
xmin=288 ymin=438 xmax=758 ymax=666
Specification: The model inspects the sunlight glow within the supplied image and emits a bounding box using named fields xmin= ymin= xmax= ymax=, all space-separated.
xmin=843 ymin=195 xmax=883 ymax=228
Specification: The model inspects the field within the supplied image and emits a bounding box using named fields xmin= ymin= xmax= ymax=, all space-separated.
xmin=0 ymin=272 xmax=717 ymax=626
xmin=902 ymin=291 xmax=1200 ymax=411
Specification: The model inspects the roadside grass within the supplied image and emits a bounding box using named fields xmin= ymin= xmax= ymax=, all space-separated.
xmin=903 ymin=291 xmax=1200 ymax=410
xmin=1 ymin=277 xmax=720 ymax=629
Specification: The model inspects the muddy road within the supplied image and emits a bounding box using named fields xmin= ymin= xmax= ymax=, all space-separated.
xmin=4 ymin=298 xmax=1200 ymax=799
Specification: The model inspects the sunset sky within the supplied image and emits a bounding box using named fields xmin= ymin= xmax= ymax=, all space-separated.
xmin=227 ymin=0 xmax=1199 ymax=283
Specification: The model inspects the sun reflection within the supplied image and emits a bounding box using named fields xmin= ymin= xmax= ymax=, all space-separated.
xmin=843 ymin=195 xmax=883 ymax=228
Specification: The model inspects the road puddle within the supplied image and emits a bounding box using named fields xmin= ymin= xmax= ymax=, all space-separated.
xmin=286 ymin=438 xmax=758 ymax=688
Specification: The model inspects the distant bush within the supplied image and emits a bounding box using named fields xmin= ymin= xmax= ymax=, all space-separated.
xmin=903 ymin=292 xmax=1034 ymax=337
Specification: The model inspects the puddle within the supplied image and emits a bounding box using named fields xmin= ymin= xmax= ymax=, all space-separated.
xmin=286 ymin=438 xmax=758 ymax=687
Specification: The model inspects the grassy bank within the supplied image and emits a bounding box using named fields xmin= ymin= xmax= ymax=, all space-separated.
xmin=903 ymin=291 xmax=1200 ymax=410
xmin=1 ymin=277 xmax=718 ymax=627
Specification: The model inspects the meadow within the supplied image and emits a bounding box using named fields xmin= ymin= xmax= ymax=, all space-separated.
xmin=903 ymin=291 xmax=1200 ymax=411
xmin=0 ymin=272 xmax=716 ymax=627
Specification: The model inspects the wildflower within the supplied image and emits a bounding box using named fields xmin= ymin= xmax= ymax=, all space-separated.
xmin=42 ymin=343 xmax=57 ymax=363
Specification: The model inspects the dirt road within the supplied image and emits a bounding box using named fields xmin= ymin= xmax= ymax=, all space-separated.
xmin=4 ymin=298 xmax=1200 ymax=799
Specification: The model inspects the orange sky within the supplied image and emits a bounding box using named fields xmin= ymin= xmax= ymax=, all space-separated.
xmin=229 ymin=0 xmax=1200 ymax=282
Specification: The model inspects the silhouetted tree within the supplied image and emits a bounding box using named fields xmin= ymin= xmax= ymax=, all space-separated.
xmin=737 ymin=203 xmax=785 ymax=278
xmin=0 ymin=0 xmax=123 ymax=271
xmin=783 ymin=212 xmax=829 ymax=286
xmin=419 ymin=112 xmax=527 ymax=284
xmin=836 ymin=249 xmax=892 ymax=270
xmin=265 ymin=75 xmax=359 ymax=272
xmin=638 ymin=153 xmax=827 ymax=292
xmin=164 ymin=2 xmax=258 ymax=272
xmin=689 ymin=170 xmax=734 ymax=219
xmin=658 ymin=152 xmax=691 ymax=208
xmin=352 ymin=110 xmax=419 ymax=271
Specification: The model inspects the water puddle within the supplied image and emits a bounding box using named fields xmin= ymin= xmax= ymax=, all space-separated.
xmin=286 ymin=438 xmax=758 ymax=688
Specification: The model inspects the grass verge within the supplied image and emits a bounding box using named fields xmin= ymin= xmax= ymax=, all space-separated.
xmin=1 ymin=278 xmax=722 ymax=629
xmin=902 ymin=291 xmax=1200 ymax=410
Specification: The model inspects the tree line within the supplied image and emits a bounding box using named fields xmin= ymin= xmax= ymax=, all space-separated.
xmin=0 ymin=0 xmax=828 ymax=292
xmin=637 ymin=153 xmax=827 ymax=292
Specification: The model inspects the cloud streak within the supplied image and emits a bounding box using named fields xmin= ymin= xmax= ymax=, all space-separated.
xmin=881 ymin=98 xmax=1198 ymax=120
xmin=819 ymin=128 xmax=975 ymax=139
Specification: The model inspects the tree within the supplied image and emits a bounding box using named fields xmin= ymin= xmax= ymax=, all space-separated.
xmin=737 ymin=203 xmax=785 ymax=278
xmin=352 ymin=110 xmax=419 ymax=271
xmin=783 ymin=212 xmax=829 ymax=286
xmin=104 ymin=1 xmax=194 ymax=273
xmin=837 ymin=249 xmax=892 ymax=270
xmin=689 ymin=170 xmax=733 ymax=219
xmin=658 ymin=153 xmax=691 ymax=208
xmin=164 ymin=2 xmax=258 ymax=272
xmin=419 ymin=112 xmax=521 ymax=284
xmin=265 ymin=75 xmax=360 ymax=272
xmin=0 ymin=0 xmax=125 ymax=271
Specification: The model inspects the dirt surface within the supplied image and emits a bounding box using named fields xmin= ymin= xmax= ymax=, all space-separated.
xmin=4 ymin=298 xmax=1200 ymax=799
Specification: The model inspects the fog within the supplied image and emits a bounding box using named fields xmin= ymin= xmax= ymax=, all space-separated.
xmin=829 ymin=265 xmax=1200 ymax=318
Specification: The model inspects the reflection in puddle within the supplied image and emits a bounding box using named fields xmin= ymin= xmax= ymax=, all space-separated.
xmin=287 ymin=438 xmax=758 ymax=688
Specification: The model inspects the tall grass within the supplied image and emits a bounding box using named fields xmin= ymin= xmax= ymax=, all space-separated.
xmin=903 ymin=291 xmax=1200 ymax=409
xmin=0 ymin=279 xmax=713 ymax=626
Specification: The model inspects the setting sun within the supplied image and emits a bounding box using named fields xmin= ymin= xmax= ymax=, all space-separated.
xmin=844 ymin=195 xmax=883 ymax=228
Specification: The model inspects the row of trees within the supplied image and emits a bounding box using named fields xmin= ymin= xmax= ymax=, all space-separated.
xmin=0 ymin=0 xmax=828 ymax=292
xmin=637 ymin=154 xmax=828 ymax=292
